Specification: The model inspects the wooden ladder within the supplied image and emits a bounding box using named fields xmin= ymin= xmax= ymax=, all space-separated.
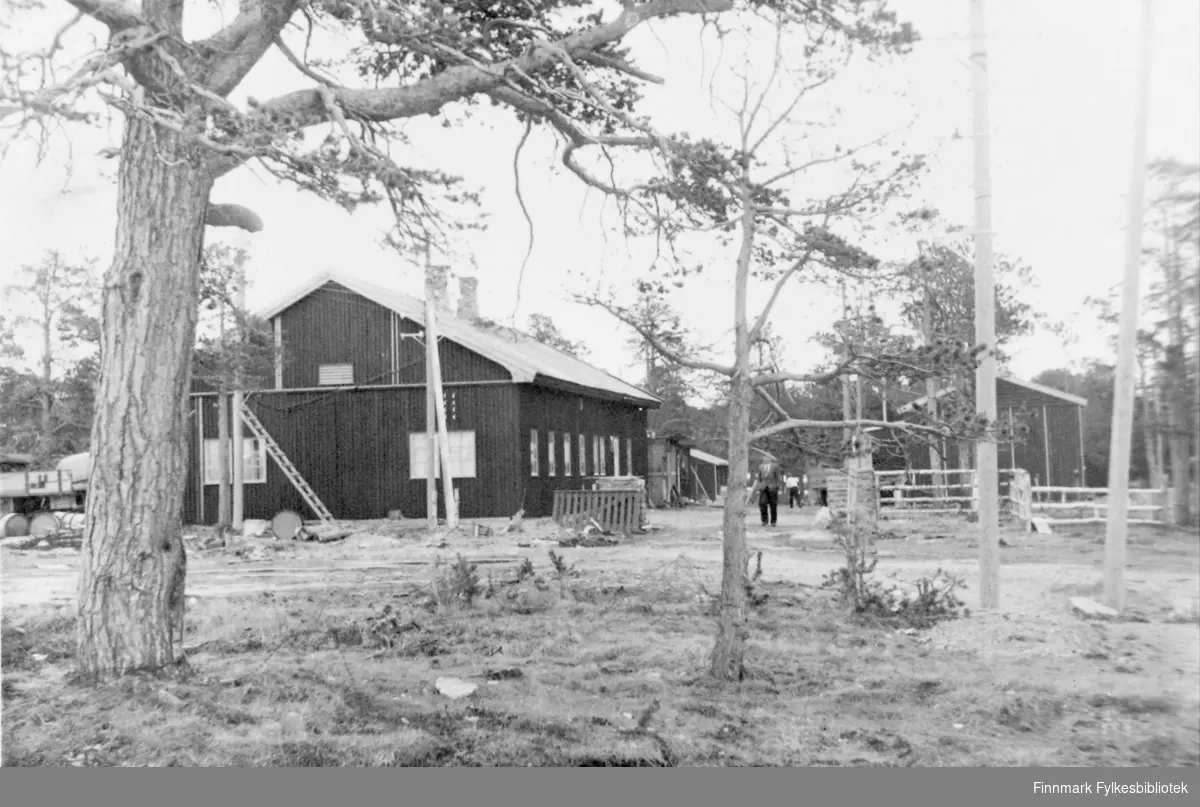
xmin=239 ymin=403 xmax=335 ymax=526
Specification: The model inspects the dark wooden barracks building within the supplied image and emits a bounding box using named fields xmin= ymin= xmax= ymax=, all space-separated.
xmin=182 ymin=270 xmax=661 ymax=524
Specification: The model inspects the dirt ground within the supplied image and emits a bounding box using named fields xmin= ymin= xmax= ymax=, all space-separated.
xmin=2 ymin=505 xmax=1198 ymax=767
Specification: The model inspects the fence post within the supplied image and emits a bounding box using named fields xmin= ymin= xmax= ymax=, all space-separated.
xmin=1010 ymin=469 xmax=1031 ymax=531
xmin=1161 ymin=488 xmax=1177 ymax=526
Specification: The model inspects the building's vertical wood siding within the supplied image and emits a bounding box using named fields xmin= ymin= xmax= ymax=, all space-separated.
xmin=183 ymin=384 xmax=520 ymax=524
xmin=517 ymin=384 xmax=649 ymax=518
xmin=890 ymin=378 xmax=1084 ymax=490
xmin=278 ymin=282 xmax=394 ymax=388
xmin=393 ymin=315 xmax=511 ymax=384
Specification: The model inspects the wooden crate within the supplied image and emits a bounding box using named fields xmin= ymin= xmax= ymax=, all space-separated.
xmin=552 ymin=489 xmax=643 ymax=536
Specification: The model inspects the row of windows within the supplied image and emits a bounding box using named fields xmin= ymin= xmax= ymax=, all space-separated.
xmin=530 ymin=430 xmax=633 ymax=478
xmin=202 ymin=427 xmax=634 ymax=488
xmin=202 ymin=432 xmax=480 ymax=487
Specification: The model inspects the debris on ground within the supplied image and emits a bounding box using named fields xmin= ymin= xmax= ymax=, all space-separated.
xmin=812 ymin=507 xmax=833 ymax=529
xmin=0 ymin=531 xmax=83 ymax=551
xmin=473 ymin=523 xmax=493 ymax=538
xmin=297 ymin=527 xmax=351 ymax=543
xmin=1031 ymin=517 xmax=1053 ymax=535
xmin=242 ymin=520 xmax=271 ymax=538
xmin=434 ymin=677 xmax=478 ymax=699
xmin=483 ymin=667 xmax=524 ymax=681
xmin=558 ymin=534 xmax=620 ymax=548
xmin=499 ymin=509 xmax=525 ymax=534
xmin=1070 ymin=596 xmax=1120 ymax=620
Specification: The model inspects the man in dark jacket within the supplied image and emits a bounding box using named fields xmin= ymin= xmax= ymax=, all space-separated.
xmin=753 ymin=459 xmax=784 ymax=527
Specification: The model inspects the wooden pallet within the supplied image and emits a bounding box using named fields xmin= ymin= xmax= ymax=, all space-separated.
xmin=552 ymin=489 xmax=642 ymax=536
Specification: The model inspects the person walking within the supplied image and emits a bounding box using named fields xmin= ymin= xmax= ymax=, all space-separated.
xmin=752 ymin=458 xmax=784 ymax=527
xmin=785 ymin=473 xmax=800 ymax=508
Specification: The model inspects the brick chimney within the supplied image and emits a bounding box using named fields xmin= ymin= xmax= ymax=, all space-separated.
xmin=457 ymin=276 xmax=479 ymax=321
xmin=425 ymin=265 xmax=450 ymax=312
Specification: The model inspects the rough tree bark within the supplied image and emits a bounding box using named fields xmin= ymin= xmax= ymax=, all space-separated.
xmin=40 ymin=286 xmax=54 ymax=459
xmin=709 ymin=176 xmax=755 ymax=681
xmin=216 ymin=388 xmax=231 ymax=529
xmin=76 ymin=118 xmax=212 ymax=676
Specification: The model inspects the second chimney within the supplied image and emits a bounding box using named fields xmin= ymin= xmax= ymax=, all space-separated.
xmin=457 ymin=276 xmax=479 ymax=321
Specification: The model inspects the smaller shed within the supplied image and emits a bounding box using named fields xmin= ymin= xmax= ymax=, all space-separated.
xmin=894 ymin=375 xmax=1088 ymax=487
xmin=647 ymin=434 xmax=694 ymax=506
xmin=688 ymin=449 xmax=729 ymax=503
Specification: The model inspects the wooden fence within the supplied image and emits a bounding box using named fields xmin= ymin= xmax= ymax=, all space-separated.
xmin=552 ymin=489 xmax=643 ymax=535
xmin=875 ymin=468 xmax=987 ymax=515
xmin=875 ymin=466 xmax=1172 ymax=527
xmin=1021 ymin=481 xmax=1170 ymax=526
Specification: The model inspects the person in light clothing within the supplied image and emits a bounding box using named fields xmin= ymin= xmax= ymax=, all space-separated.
xmin=785 ymin=473 xmax=801 ymax=508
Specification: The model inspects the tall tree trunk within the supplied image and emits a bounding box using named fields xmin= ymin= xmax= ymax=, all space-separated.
xmin=216 ymin=301 xmax=231 ymax=529
xmin=710 ymin=174 xmax=754 ymax=682
xmin=40 ymin=300 xmax=53 ymax=459
xmin=216 ymin=389 xmax=231 ymax=529
xmin=1138 ymin=354 xmax=1161 ymax=487
xmin=1167 ymin=346 xmax=1191 ymax=523
xmin=77 ymin=118 xmax=212 ymax=677
xmin=921 ymin=278 xmax=944 ymax=493
xmin=1163 ymin=222 xmax=1193 ymax=523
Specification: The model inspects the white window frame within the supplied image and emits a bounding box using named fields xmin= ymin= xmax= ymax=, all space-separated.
xmin=578 ymin=434 xmax=586 ymax=477
xmin=563 ymin=433 xmax=573 ymax=477
xmin=547 ymin=431 xmax=557 ymax=476
xmin=318 ymin=363 xmax=354 ymax=386
xmin=610 ymin=436 xmax=621 ymax=477
xmin=409 ymin=431 xmax=477 ymax=479
xmin=624 ymin=438 xmax=633 ymax=476
xmin=530 ymin=429 xmax=540 ymax=477
xmin=203 ymin=438 xmax=267 ymax=486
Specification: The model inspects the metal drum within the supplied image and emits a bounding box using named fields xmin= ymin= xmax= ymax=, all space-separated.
xmin=271 ymin=509 xmax=304 ymax=541
xmin=0 ymin=513 xmax=29 ymax=538
xmin=28 ymin=512 xmax=61 ymax=538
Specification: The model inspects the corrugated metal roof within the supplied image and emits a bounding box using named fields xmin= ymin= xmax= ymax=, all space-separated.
xmin=895 ymin=375 xmax=1086 ymax=415
xmin=690 ymin=448 xmax=728 ymax=466
xmin=256 ymin=270 xmax=662 ymax=408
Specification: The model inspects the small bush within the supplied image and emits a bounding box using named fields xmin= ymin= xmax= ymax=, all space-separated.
xmin=822 ymin=523 xmax=965 ymax=629
xmin=547 ymin=550 xmax=574 ymax=578
xmin=516 ymin=557 xmax=536 ymax=582
xmin=429 ymin=554 xmax=481 ymax=610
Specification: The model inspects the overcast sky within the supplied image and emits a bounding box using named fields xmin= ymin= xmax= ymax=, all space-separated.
xmin=1 ymin=0 xmax=1197 ymax=387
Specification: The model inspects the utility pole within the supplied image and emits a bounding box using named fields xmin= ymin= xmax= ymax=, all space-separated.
xmin=840 ymin=280 xmax=852 ymax=444
xmin=921 ymin=253 xmax=945 ymax=496
xmin=1105 ymin=0 xmax=1156 ymax=611
xmin=970 ymin=0 xmax=1000 ymax=610
xmin=424 ymin=239 xmax=438 ymax=529
xmin=231 ymin=254 xmax=246 ymax=532
xmin=428 ymin=299 xmax=459 ymax=530
xmin=216 ymin=300 xmax=231 ymax=528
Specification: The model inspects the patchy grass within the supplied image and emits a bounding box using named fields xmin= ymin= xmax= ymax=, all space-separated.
xmin=4 ymin=554 xmax=1198 ymax=768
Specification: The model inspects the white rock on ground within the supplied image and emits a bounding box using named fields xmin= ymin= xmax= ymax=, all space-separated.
xmin=1069 ymin=596 xmax=1120 ymax=620
xmin=435 ymin=677 xmax=478 ymax=699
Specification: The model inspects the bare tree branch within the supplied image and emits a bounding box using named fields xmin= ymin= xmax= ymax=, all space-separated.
xmin=251 ymin=0 xmax=732 ymax=129
xmin=750 ymin=418 xmax=947 ymax=441
xmin=582 ymin=295 xmax=736 ymax=376
xmin=60 ymin=0 xmax=143 ymax=32
xmin=196 ymin=0 xmax=307 ymax=96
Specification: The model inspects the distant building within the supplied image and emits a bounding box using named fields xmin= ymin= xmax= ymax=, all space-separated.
xmin=889 ymin=375 xmax=1088 ymax=487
